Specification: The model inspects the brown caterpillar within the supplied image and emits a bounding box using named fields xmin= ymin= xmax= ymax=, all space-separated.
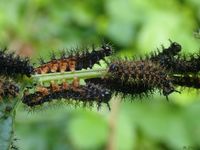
xmin=107 ymin=59 xmax=178 ymax=97
xmin=86 ymin=58 xmax=180 ymax=99
xmin=0 ymin=78 xmax=19 ymax=100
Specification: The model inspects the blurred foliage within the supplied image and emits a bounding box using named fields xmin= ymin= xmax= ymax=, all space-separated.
xmin=0 ymin=0 xmax=200 ymax=150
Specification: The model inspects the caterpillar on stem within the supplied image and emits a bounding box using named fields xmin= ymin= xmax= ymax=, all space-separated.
xmin=34 ymin=43 xmax=113 ymax=74
xmin=22 ymin=78 xmax=112 ymax=110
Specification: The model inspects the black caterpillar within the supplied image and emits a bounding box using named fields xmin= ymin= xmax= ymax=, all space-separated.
xmin=0 ymin=48 xmax=33 ymax=77
xmin=85 ymin=78 xmax=155 ymax=98
xmin=148 ymin=41 xmax=182 ymax=72
xmin=149 ymin=40 xmax=182 ymax=61
xmin=22 ymin=82 xmax=112 ymax=110
xmin=34 ymin=43 xmax=113 ymax=74
xmin=167 ymin=54 xmax=200 ymax=74
xmin=172 ymin=75 xmax=200 ymax=89
xmin=149 ymin=41 xmax=200 ymax=74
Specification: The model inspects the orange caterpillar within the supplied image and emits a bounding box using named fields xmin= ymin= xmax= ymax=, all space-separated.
xmin=34 ymin=57 xmax=76 ymax=74
xmin=34 ymin=44 xmax=113 ymax=74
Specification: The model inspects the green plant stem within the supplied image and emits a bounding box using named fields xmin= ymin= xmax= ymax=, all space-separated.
xmin=31 ymin=68 xmax=108 ymax=83
xmin=0 ymin=97 xmax=19 ymax=150
xmin=0 ymin=115 xmax=14 ymax=150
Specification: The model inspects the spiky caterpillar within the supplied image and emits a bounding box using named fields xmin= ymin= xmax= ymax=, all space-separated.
xmin=0 ymin=49 xmax=34 ymax=77
xmin=85 ymin=78 xmax=154 ymax=98
xmin=150 ymin=41 xmax=182 ymax=61
xmin=22 ymin=81 xmax=112 ymax=110
xmin=166 ymin=54 xmax=200 ymax=74
xmin=149 ymin=41 xmax=200 ymax=74
xmin=148 ymin=41 xmax=182 ymax=70
xmin=87 ymin=59 xmax=178 ymax=99
xmin=151 ymin=53 xmax=200 ymax=74
xmin=106 ymin=59 xmax=178 ymax=97
xmin=172 ymin=75 xmax=200 ymax=89
xmin=34 ymin=43 xmax=113 ymax=74
xmin=86 ymin=58 xmax=180 ymax=97
xmin=0 ymin=78 xmax=19 ymax=99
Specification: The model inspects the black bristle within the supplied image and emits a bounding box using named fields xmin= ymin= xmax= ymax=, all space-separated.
xmin=50 ymin=51 xmax=56 ymax=60
xmin=60 ymin=50 xmax=66 ymax=59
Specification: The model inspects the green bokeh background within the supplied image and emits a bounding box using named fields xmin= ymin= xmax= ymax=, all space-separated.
xmin=1 ymin=0 xmax=200 ymax=150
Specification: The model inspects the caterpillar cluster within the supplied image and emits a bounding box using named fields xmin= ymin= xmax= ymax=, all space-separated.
xmin=0 ymin=48 xmax=33 ymax=77
xmin=0 ymin=78 xmax=19 ymax=100
xmin=34 ymin=43 xmax=113 ymax=74
xmin=4 ymin=40 xmax=200 ymax=110
xmin=85 ymin=41 xmax=200 ymax=101
xmin=22 ymin=78 xmax=112 ymax=110
xmin=23 ymin=40 xmax=200 ymax=109
xmin=82 ymin=42 xmax=182 ymax=99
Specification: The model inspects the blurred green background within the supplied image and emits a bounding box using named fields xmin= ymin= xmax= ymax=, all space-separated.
xmin=1 ymin=0 xmax=200 ymax=150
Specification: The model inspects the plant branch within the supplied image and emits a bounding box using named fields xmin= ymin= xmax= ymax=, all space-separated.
xmin=31 ymin=68 xmax=108 ymax=83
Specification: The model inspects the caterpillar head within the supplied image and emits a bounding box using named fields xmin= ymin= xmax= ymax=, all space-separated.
xmin=101 ymin=89 xmax=112 ymax=102
xmin=102 ymin=43 xmax=113 ymax=55
xmin=25 ymin=66 xmax=34 ymax=77
xmin=109 ymin=63 xmax=120 ymax=73
xmin=170 ymin=42 xmax=182 ymax=55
